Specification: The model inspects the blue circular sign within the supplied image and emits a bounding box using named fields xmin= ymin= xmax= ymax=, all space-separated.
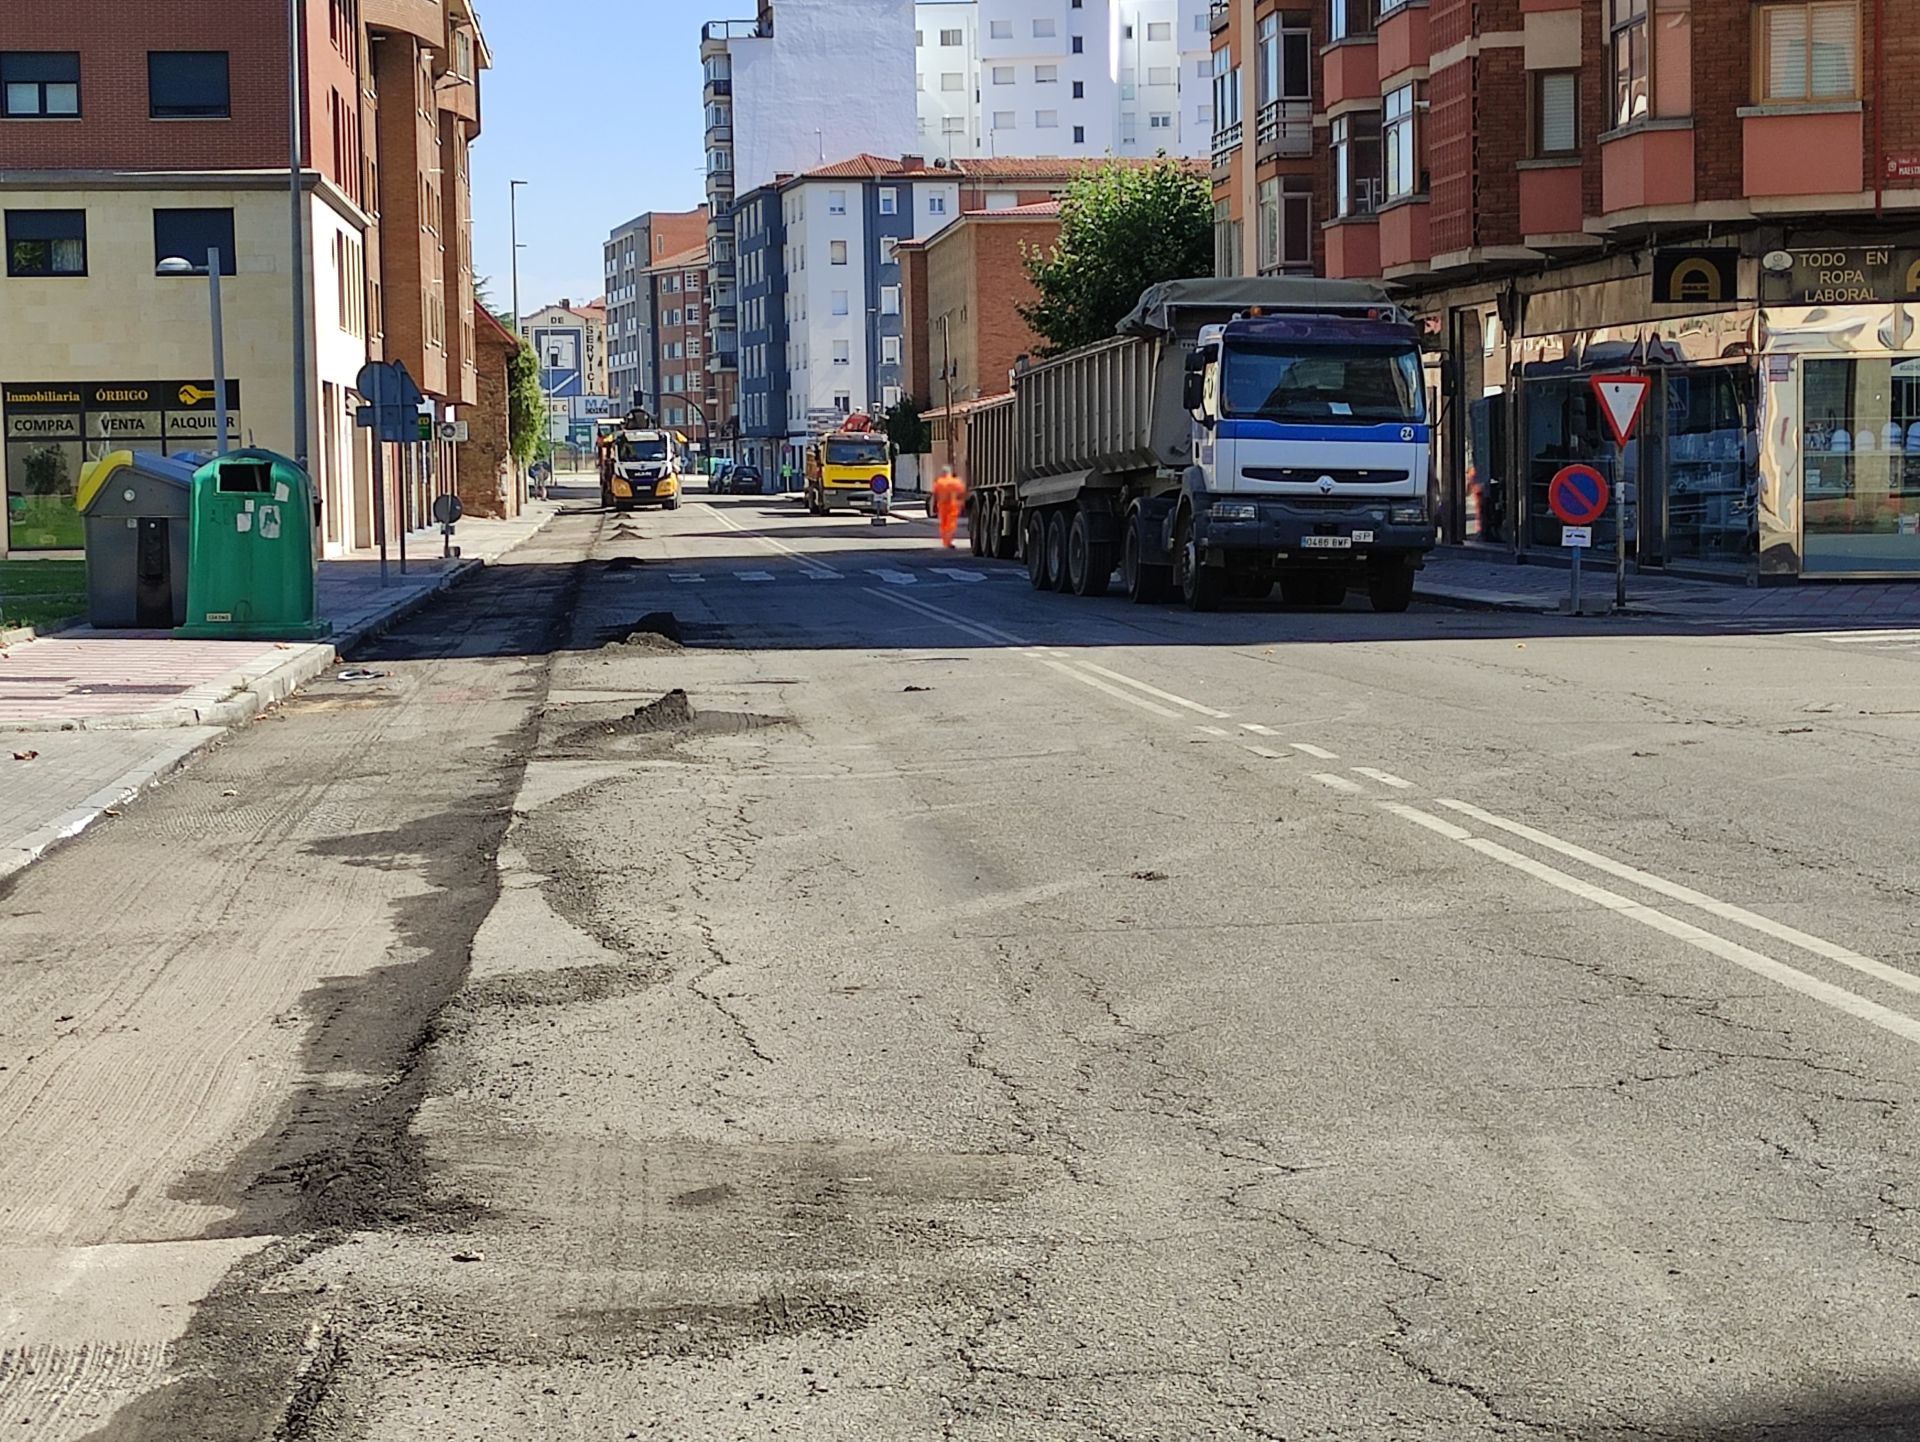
xmin=871 ymin=475 xmax=891 ymax=495
xmin=1549 ymin=464 xmax=1610 ymax=527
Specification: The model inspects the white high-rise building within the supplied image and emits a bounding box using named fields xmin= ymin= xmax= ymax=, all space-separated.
xmin=912 ymin=0 xmax=1208 ymax=160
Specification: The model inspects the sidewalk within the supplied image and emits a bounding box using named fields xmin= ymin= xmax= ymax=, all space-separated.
xmin=0 ymin=499 xmax=562 ymax=882
xmin=1416 ymin=548 xmax=1920 ymax=626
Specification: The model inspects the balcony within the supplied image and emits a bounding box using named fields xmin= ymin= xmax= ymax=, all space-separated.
xmin=1600 ymin=122 xmax=1694 ymax=216
xmin=704 ymin=77 xmax=732 ymax=100
xmin=1256 ymin=100 xmax=1311 ymax=158
xmin=1212 ymin=121 xmax=1244 ymax=172
xmin=1742 ymin=104 xmax=1863 ymax=200
xmin=706 ymin=121 xmax=733 ymax=145
xmin=1210 ymin=0 xmax=1232 ymax=34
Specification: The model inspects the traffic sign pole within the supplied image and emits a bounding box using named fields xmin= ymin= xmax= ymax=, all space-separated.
xmin=1589 ymin=374 xmax=1650 ymax=614
xmin=1548 ymin=465 xmax=1611 ymax=616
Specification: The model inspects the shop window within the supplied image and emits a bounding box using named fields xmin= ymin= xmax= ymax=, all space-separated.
xmin=6 ymin=209 xmax=86 ymax=277
xmin=1524 ymin=375 xmax=1637 ymax=555
xmin=1531 ymin=71 xmax=1580 ymax=157
xmin=1332 ymin=111 xmax=1383 ymax=217
xmin=1756 ymin=1 xmax=1858 ymax=103
xmin=1660 ymin=367 xmax=1751 ymax=566
xmin=1802 ymin=357 xmax=1920 ymax=573
xmin=0 ymin=52 xmax=80 ymax=118
xmin=148 ymin=51 xmax=231 ymax=119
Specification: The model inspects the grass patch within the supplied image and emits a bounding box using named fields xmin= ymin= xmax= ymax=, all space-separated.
xmin=0 ymin=559 xmax=87 ymax=631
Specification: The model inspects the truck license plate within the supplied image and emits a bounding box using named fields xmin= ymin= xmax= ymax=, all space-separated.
xmin=1302 ymin=535 xmax=1353 ymax=549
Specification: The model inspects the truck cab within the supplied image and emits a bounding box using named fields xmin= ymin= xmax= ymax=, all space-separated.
xmin=1179 ymin=311 xmax=1434 ymax=610
xmin=805 ymin=423 xmax=892 ymax=515
xmin=604 ymin=428 xmax=683 ymax=512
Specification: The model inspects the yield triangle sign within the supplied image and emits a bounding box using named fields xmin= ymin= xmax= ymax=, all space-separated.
xmin=1590 ymin=374 xmax=1651 ymax=445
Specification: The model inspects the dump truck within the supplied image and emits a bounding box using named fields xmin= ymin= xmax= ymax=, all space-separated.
xmin=600 ymin=410 xmax=684 ymax=512
xmin=963 ymin=277 xmax=1435 ymax=611
xmin=804 ymin=414 xmax=893 ymax=515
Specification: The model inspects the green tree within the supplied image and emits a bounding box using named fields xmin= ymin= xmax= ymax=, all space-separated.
xmin=884 ymin=397 xmax=931 ymax=457
xmin=1020 ymin=158 xmax=1214 ymax=355
xmin=506 ymin=340 xmax=548 ymax=466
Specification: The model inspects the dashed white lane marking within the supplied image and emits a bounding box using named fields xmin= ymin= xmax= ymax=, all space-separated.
xmin=1311 ymin=773 xmax=1366 ymax=794
xmin=1291 ymin=742 xmax=1340 ymax=760
xmin=1435 ymin=798 xmax=1920 ymax=1000
xmin=933 ymin=568 xmax=987 ymax=584
xmin=1196 ymin=725 xmax=1231 ymax=737
xmin=702 ymin=503 xmax=841 ymax=578
xmin=737 ymin=571 xmax=776 ymax=582
xmin=1353 ymin=767 xmax=1414 ymax=790
xmin=1035 ymin=658 xmax=1183 ymax=719
xmin=1076 ymin=662 xmax=1232 ymax=718
xmin=1381 ymin=802 xmax=1920 ymax=1051
xmin=669 ymin=573 xmax=704 ymax=584
xmin=1240 ymin=723 xmax=1279 ymax=736
xmin=1243 ymin=745 xmax=1287 ymax=760
xmin=871 ymin=569 xmax=919 ymax=586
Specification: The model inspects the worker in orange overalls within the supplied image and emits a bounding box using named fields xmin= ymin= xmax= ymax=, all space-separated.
xmin=933 ymin=464 xmax=968 ymax=549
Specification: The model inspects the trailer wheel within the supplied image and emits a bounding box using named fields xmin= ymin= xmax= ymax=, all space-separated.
xmin=1174 ymin=512 xmax=1221 ymax=612
xmin=1123 ymin=519 xmax=1173 ymax=604
xmin=1025 ymin=511 xmax=1050 ymax=589
xmin=968 ymin=496 xmax=988 ymax=557
xmin=1044 ymin=510 xmax=1073 ymax=592
xmin=1067 ymin=512 xmax=1113 ymax=597
xmin=1368 ymin=561 xmax=1416 ymax=613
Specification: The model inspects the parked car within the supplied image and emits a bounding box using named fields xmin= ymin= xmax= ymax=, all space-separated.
xmin=709 ymin=463 xmax=734 ymax=495
xmin=731 ymin=465 xmax=765 ymax=495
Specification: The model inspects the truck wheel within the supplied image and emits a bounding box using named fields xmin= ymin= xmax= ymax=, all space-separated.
xmin=1025 ymin=512 xmax=1050 ymax=589
xmin=664 ymin=496 xmax=682 ymax=512
xmin=1368 ymin=562 xmax=1417 ymax=613
xmin=1123 ymin=521 xmax=1173 ymax=604
xmin=1175 ymin=513 xmax=1220 ymax=612
xmin=968 ymin=497 xmax=988 ymax=557
xmin=1067 ymin=512 xmax=1113 ymax=597
xmin=1044 ymin=510 xmax=1073 ymax=592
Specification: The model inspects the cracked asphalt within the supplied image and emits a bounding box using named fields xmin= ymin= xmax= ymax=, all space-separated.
xmin=5 ymin=487 xmax=1920 ymax=1440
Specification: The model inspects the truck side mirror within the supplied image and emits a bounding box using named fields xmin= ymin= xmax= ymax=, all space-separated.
xmin=1183 ymin=368 xmax=1206 ymax=414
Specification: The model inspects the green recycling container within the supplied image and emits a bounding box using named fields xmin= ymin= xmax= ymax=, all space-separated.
xmin=175 ymin=448 xmax=328 ymax=640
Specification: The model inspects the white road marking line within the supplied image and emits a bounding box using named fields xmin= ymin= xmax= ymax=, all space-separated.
xmin=1434 ymin=798 xmax=1920 ymax=1000
xmin=1240 ymin=723 xmax=1279 ymax=736
xmin=1824 ymin=629 xmax=1920 ymax=643
xmin=933 ymin=568 xmax=988 ymax=584
xmin=1074 ymin=661 xmax=1232 ymax=718
xmin=1048 ymin=650 xmax=1072 ymax=658
xmin=737 ymin=571 xmax=776 ymax=582
xmin=668 ymin=573 xmax=704 ymax=584
xmin=1352 ymin=767 xmax=1414 ymax=790
xmin=865 ymin=588 xmax=1032 ymax=648
xmin=1380 ymin=802 xmax=1473 ymax=840
xmin=1243 ymin=745 xmax=1287 ymax=760
xmin=1196 ymin=725 xmax=1231 ymax=737
xmin=1311 ymin=772 xmax=1366 ymax=794
xmin=1380 ymin=802 xmax=1920 ymax=1050
xmin=871 ymin=569 xmax=919 ymax=586
xmin=1291 ymin=742 xmax=1340 ymax=760
xmin=1035 ymin=658 xmax=1183 ymax=719
xmin=702 ymin=503 xmax=840 ymax=578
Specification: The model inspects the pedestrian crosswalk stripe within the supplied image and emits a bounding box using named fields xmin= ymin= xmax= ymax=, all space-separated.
xmin=738 ymin=571 xmax=776 ymax=582
xmin=669 ymin=573 xmax=704 ymax=584
xmin=932 ymin=567 xmax=987 ymax=584
xmin=871 ymin=569 xmax=918 ymax=586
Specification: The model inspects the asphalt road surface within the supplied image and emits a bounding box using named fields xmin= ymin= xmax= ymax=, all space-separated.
xmin=5 ymin=485 xmax=1920 ymax=1441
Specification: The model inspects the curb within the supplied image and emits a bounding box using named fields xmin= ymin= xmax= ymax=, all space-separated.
xmin=0 ymin=614 xmax=83 ymax=648
xmin=0 ymin=727 xmax=219 ymax=886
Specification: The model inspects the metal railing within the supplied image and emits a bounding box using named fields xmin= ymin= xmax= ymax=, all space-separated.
xmin=1256 ymin=100 xmax=1311 ymax=156
xmin=1212 ymin=120 xmax=1243 ymax=169
xmin=1209 ymin=0 xmax=1232 ymax=33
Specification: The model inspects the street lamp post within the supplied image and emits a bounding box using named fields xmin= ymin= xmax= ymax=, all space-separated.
xmin=288 ymin=0 xmax=308 ymax=471
xmin=939 ymin=314 xmax=957 ymax=470
xmin=509 ymin=180 xmax=528 ymax=332
xmin=158 ymin=252 xmax=229 ymax=456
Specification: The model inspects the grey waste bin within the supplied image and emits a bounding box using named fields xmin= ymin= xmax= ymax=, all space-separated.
xmin=77 ymin=450 xmax=195 ymax=629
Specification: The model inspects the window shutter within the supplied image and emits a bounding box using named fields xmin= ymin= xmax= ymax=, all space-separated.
xmin=1766 ymin=7 xmax=1809 ymax=100
xmin=1809 ymin=3 xmax=1855 ymax=97
xmin=1540 ymin=71 xmax=1577 ymax=152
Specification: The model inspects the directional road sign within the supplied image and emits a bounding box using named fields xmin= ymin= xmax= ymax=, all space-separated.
xmin=1591 ymin=374 xmax=1651 ymax=446
xmin=1548 ymin=464 xmax=1611 ymax=527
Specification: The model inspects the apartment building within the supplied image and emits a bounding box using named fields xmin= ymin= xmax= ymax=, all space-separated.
xmin=1205 ymin=1 xmax=1317 ymax=279
xmin=518 ymin=299 xmax=608 ymax=445
xmin=0 ymin=0 xmax=488 ymax=559
xmin=645 ymin=245 xmax=728 ymax=455
xmin=603 ymin=208 xmax=708 ymax=412
xmin=916 ymin=0 xmax=1214 ymax=160
xmin=1212 ymin=0 xmax=1920 ymax=582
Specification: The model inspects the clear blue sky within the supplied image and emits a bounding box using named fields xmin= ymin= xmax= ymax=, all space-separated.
xmin=472 ymin=0 xmax=716 ymax=317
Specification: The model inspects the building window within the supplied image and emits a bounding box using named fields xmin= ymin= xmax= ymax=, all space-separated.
xmin=1151 ymin=112 xmax=1173 ymax=129
xmin=148 ymin=51 xmax=231 ymax=119
xmin=833 ymin=340 xmax=850 ymax=365
xmin=829 ymin=188 xmax=847 ymax=214
xmin=993 ymin=65 xmax=1015 ymax=84
xmin=1331 ymin=112 xmax=1383 ymax=217
xmin=1036 ymin=64 xmax=1058 ymax=83
xmin=1609 ymin=0 xmax=1649 ymax=125
xmin=1382 ymin=83 xmax=1424 ymax=199
xmin=1036 ymin=109 xmax=1059 ymax=128
xmin=942 ymin=71 xmax=965 ymax=90
xmin=1 ymin=52 xmax=80 ymax=118
xmin=1149 ymin=66 xmax=1172 ymax=86
xmin=1073 ymin=36 xmax=1085 ymax=53
xmin=1331 ymin=0 xmax=1378 ymax=39
xmin=879 ymin=187 xmax=898 ymax=214
xmin=1259 ymin=12 xmax=1313 ymax=107
xmin=834 ymin=392 xmax=851 ymax=413
xmin=830 ymin=239 xmax=848 ymax=265
xmin=832 ymin=290 xmax=849 ymax=315
xmin=1073 ymin=79 xmax=1086 ymax=97
xmin=1121 ymin=110 xmax=1138 ymax=143
xmin=1149 ymin=20 xmax=1172 ymax=40
xmin=1757 ymin=1 xmax=1858 ymax=102
xmin=882 ymin=335 xmax=901 ymax=365
xmin=880 ymin=236 xmax=898 ymax=263
xmin=1531 ymin=70 xmax=1580 ymax=155
xmin=994 ymin=109 xmax=1017 ymax=131
xmin=153 ymin=208 xmax=236 ymax=274
xmin=1073 ymin=124 xmax=1087 ymax=143
xmin=943 ymin=114 xmax=967 ymax=134
xmin=929 ymin=194 xmax=947 ymax=214
xmin=941 ymin=27 xmax=963 ymax=44
xmin=6 ymin=210 xmax=86 ymax=277
xmin=881 ymin=285 xmax=901 ymax=314
xmin=1213 ymin=199 xmax=1242 ymax=278
xmin=1034 ymin=17 xmax=1057 ymax=37
xmin=990 ymin=18 xmax=1013 ymax=38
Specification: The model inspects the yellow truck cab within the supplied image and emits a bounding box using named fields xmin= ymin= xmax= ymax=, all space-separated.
xmin=603 ymin=425 xmax=683 ymax=512
xmin=805 ymin=420 xmax=892 ymax=515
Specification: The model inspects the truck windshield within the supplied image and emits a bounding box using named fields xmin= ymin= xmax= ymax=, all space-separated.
xmin=1222 ymin=344 xmax=1425 ymax=425
xmin=618 ymin=437 xmax=668 ymax=462
xmin=826 ymin=439 xmax=889 ymax=467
